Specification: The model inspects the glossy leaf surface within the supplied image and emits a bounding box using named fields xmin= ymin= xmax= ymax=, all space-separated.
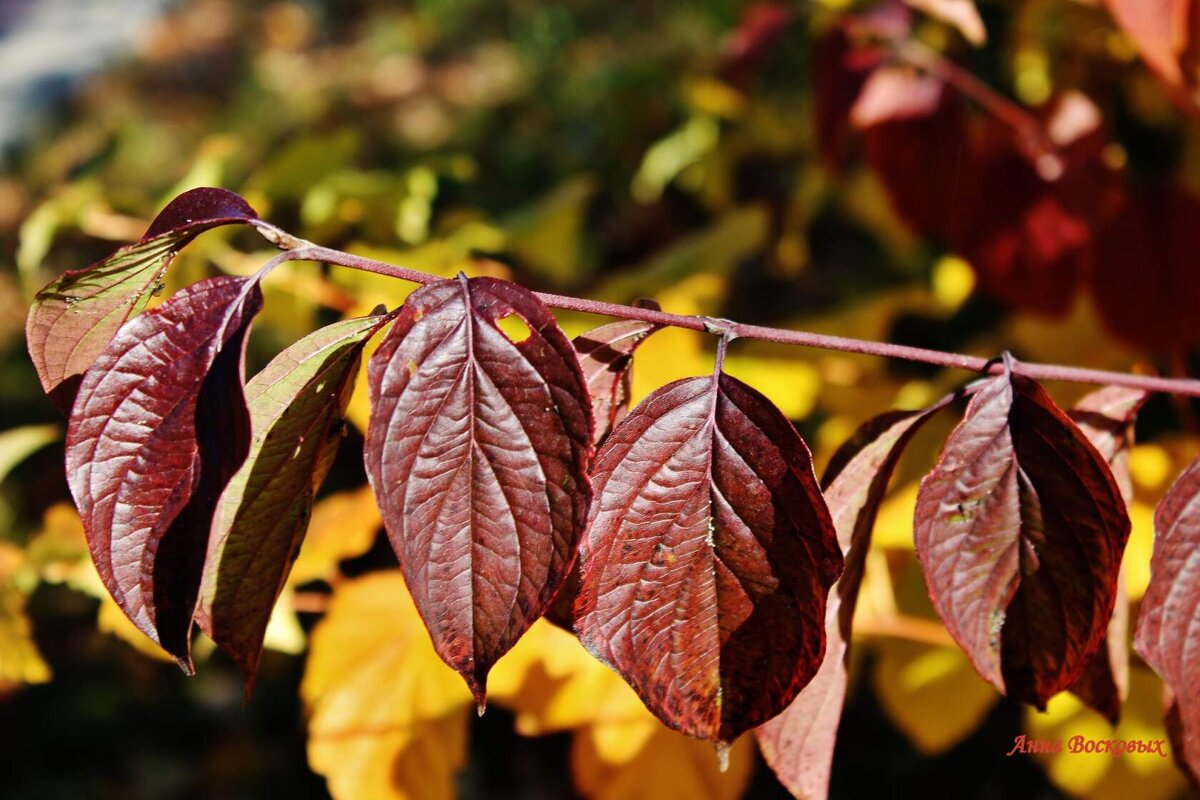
xmin=198 ymin=312 xmax=394 ymax=685
xmin=26 ymin=187 xmax=258 ymax=411
xmin=914 ymin=360 xmax=1130 ymax=708
xmin=756 ymin=400 xmax=952 ymax=798
xmin=1135 ymin=456 xmax=1200 ymax=780
xmin=65 ymin=275 xmax=262 ymax=668
xmin=365 ymin=275 xmax=592 ymax=703
xmin=574 ymin=365 xmax=842 ymax=743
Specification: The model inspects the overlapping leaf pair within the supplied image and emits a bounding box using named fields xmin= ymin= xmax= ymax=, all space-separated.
xmin=25 ymin=188 xmax=1200 ymax=787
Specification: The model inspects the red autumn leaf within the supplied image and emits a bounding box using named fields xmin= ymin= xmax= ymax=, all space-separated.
xmin=954 ymin=93 xmax=1117 ymax=318
xmin=26 ymin=187 xmax=258 ymax=412
xmin=862 ymin=78 xmax=969 ymax=243
xmin=364 ymin=274 xmax=593 ymax=704
xmin=65 ymin=275 xmax=263 ymax=668
xmin=1166 ymin=694 xmax=1200 ymax=786
xmin=718 ymin=3 xmax=794 ymax=89
xmin=1134 ymin=455 xmax=1200 ymax=781
xmin=572 ymin=300 xmax=663 ymax=447
xmin=573 ymin=346 xmax=842 ymax=744
xmin=757 ymin=398 xmax=955 ymax=797
xmin=197 ymin=311 xmax=396 ymax=689
xmin=1065 ymin=386 xmax=1147 ymax=724
xmin=1092 ymin=188 xmax=1200 ymax=352
xmin=913 ymin=356 xmax=1130 ymax=709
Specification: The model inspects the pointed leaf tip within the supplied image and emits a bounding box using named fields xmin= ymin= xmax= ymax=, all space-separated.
xmin=364 ymin=276 xmax=593 ymax=697
xmin=575 ymin=371 xmax=842 ymax=743
xmin=66 ymin=275 xmax=264 ymax=665
xmin=914 ymin=364 xmax=1129 ymax=708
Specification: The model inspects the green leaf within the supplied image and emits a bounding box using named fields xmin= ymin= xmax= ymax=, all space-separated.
xmin=196 ymin=311 xmax=394 ymax=690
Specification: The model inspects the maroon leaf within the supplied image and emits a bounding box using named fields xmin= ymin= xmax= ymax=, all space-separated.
xmin=572 ymin=299 xmax=663 ymax=447
xmin=914 ymin=356 xmax=1130 ymax=708
xmin=1134 ymin=455 xmax=1200 ymax=780
xmin=1166 ymin=693 xmax=1200 ymax=786
xmin=26 ymin=187 xmax=258 ymax=412
xmin=1092 ymin=188 xmax=1200 ymax=352
xmin=65 ymin=275 xmax=263 ymax=669
xmin=364 ymin=274 xmax=593 ymax=704
xmin=1065 ymin=386 xmax=1146 ymax=724
xmin=757 ymin=398 xmax=954 ymax=797
xmin=197 ymin=311 xmax=395 ymax=690
xmin=573 ymin=343 xmax=842 ymax=744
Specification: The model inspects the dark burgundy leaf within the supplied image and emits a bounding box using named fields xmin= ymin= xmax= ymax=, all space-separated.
xmin=65 ymin=275 xmax=263 ymax=669
xmin=1092 ymin=188 xmax=1200 ymax=352
xmin=914 ymin=357 xmax=1130 ymax=708
xmin=197 ymin=311 xmax=395 ymax=689
xmin=1166 ymin=694 xmax=1200 ymax=786
xmin=862 ymin=80 xmax=969 ymax=243
xmin=1134 ymin=456 xmax=1200 ymax=780
xmin=572 ymin=300 xmax=663 ymax=447
xmin=573 ymin=350 xmax=842 ymax=744
xmin=757 ymin=399 xmax=953 ymax=796
xmin=1064 ymin=386 xmax=1146 ymax=723
xmin=26 ymin=187 xmax=258 ymax=412
xmin=364 ymin=275 xmax=593 ymax=704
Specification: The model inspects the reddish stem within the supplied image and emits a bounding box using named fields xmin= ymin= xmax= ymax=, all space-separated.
xmin=279 ymin=241 xmax=1200 ymax=399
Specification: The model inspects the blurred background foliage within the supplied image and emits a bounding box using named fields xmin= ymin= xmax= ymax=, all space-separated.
xmin=2 ymin=0 xmax=1199 ymax=797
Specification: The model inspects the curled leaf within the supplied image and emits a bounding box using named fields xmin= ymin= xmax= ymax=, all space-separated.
xmin=65 ymin=275 xmax=263 ymax=668
xmin=1135 ymin=456 xmax=1200 ymax=781
xmin=573 ymin=299 xmax=663 ymax=447
xmin=756 ymin=399 xmax=953 ymax=797
xmin=198 ymin=312 xmax=395 ymax=687
xmin=1067 ymin=385 xmax=1147 ymax=723
xmin=575 ymin=350 xmax=842 ymax=744
xmin=914 ymin=357 xmax=1130 ymax=708
xmin=364 ymin=274 xmax=593 ymax=703
xmin=26 ymin=187 xmax=258 ymax=412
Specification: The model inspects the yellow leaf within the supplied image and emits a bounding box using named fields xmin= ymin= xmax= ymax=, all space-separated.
xmin=1025 ymin=667 xmax=1186 ymax=800
xmin=872 ymin=638 xmax=999 ymax=754
xmin=872 ymin=482 xmax=920 ymax=550
xmin=572 ymin=719 xmax=754 ymax=800
xmin=289 ymin=486 xmax=382 ymax=586
xmin=0 ymin=544 xmax=50 ymax=685
xmin=302 ymin=571 xmax=471 ymax=800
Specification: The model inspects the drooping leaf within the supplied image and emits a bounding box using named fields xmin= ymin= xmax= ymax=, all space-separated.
xmin=572 ymin=300 xmax=664 ymax=447
xmin=26 ymin=187 xmax=258 ymax=412
xmin=302 ymin=571 xmax=472 ymax=800
xmin=65 ymin=275 xmax=263 ymax=668
xmin=197 ymin=311 xmax=395 ymax=686
xmin=756 ymin=400 xmax=954 ymax=796
xmin=574 ymin=355 xmax=842 ymax=744
xmin=1134 ymin=455 xmax=1200 ymax=781
xmin=364 ymin=274 xmax=593 ymax=703
xmin=1067 ymin=386 xmax=1147 ymax=723
xmin=913 ymin=357 xmax=1130 ymax=708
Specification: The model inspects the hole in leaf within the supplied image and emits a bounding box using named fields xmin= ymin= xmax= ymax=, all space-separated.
xmin=496 ymin=313 xmax=533 ymax=343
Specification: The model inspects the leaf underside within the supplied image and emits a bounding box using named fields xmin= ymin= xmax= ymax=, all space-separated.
xmin=65 ymin=275 xmax=262 ymax=669
xmin=1135 ymin=457 xmax=1200 ymax=781
xmin=756 ymin=401 xmax=952 ymax=797
xmin=914 ymin=363 xmax=1130 ymax=708
xmin=26 ymin=187 xmax=258 ymax=412
xmin=364 ymin=274 xmax=593 ymax=703
xmin=574 ymin=371 xmax=842 ymax=743
xmin=197 ymin=311 xmax=395 ymax=688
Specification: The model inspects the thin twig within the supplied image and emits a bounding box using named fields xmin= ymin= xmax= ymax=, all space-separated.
xmin=253 ymin=235 xmax=1200 ymax=398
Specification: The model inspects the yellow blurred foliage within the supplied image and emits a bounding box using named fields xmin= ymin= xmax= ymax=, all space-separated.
xmin=289 ymin=486 xmax=382 ymax=586
xmin=303 ymin=570 xmax=755 ymax=800
xmin=872 ymin=638 xmax=999 ymax=754
xmin=0 ymin=544 xmax=51 ymax=685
